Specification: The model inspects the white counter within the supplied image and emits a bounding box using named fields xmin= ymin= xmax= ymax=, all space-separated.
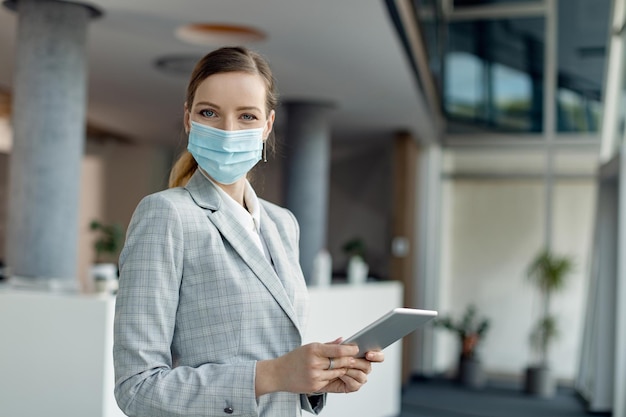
xmin=0 ymin=280 xmax=403 ymax=417
xmin=0 ymin=289 xmax=124 ymax=417
xmin=306 ymin=281 xmax=404 ymax=417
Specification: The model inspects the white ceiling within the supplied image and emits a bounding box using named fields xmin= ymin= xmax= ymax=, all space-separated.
xmin=0 ymin=0 xmax=436 ymax=148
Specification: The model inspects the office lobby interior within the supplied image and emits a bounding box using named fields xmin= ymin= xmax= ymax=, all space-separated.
xmin=1 ymin=0 xmax=625 ymax=416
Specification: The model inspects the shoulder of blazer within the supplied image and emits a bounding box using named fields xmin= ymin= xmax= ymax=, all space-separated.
xmin=131 ymin=186 xmax=212 ymax=229
xmin=138 ymin=186 xmax=200 ymax=211
xmin=182 ymin=170 xmax=222 ymax=211
xmin=259 ymin=199 xmax=300 ymax=241
xmin=259 ymin=199 xmax=294 ymax=224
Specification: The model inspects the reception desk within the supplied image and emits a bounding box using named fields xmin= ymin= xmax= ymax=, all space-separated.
xmin=0 ymin=280 xmax=403 ymax=417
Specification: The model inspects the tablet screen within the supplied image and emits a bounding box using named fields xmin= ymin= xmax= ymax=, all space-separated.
xmin=341 ymin=307 xmax=437 ymax=358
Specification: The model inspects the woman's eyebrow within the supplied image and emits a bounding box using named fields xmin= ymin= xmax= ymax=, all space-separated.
xmin=195 ymin=101 xmax=220 ymax=108
xmin=194 ymin=102 xmax=262 ymax=113
xmin=236 ymin=106 xmax=263 ymax=112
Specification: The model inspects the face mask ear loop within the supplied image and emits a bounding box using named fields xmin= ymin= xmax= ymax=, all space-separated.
xmin=263 ymin=141 xmax=267 ymax=163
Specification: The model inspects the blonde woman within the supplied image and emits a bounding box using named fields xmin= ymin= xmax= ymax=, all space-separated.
xmin=113 ymin=46 xmax=384 ymax=417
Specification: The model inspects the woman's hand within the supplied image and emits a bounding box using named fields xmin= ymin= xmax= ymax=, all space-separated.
xmin=256 ymin=340 xmax=357 ymax=395
xmin=327 ymin=341 xmax=385 ymax=394
xmin=255 ymin=339 xmax=385 ymax=396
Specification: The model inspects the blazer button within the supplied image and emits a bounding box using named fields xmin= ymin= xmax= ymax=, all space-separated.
xmin=223 ymin=406 xmax=234 ymax=414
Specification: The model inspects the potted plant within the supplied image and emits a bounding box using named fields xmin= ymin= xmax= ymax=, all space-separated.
xmin=523 ymin=249 xmax=574 ymax=397
xmin=89 ymin=220 xmax=124 ymax=293
xmin=342 ymin=237 xmax=369 ymax=285
xmin=433 ymin=304 xmax=491 ymax=388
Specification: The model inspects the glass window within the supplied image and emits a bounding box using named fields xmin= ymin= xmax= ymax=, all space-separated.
xmin=493 ymin=63 xmax=533 ymax=130
xmin=445 ymin=52 xmax=485 ymax=120
xmin=557 ymin=88 xmax=601 ymax=133
xmin=556 ymin=0 xmax=609 ymax=134
xmin=421 ymin=0 xmax=608 ymax=136
xmin=444 ymin=18 xmax=544 ymax=132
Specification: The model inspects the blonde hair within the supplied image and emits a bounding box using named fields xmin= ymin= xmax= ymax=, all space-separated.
xmin=168 ymin=46 xmax=279 ymax=188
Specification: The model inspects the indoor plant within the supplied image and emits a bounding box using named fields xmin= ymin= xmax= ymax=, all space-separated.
xmin=523 ymin=249 xmax=574 ymax=397
xmin=89 ymin=220 xmax=124 ymax=293
xmin=434 ymin=304 xmax=491 ymax=388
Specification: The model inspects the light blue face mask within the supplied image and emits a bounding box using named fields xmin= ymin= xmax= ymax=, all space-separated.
xmin=187 ymin=121 xmax=264 ymax=185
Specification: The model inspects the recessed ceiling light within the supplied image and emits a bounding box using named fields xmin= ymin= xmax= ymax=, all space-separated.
xmin=176 ymin=23 xmax=266 ymax=46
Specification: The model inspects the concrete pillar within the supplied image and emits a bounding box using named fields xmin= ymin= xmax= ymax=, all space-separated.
xmin=413 ymin=143 xmax=442 ymax=377
xmin=4 ymin=0 xmax=100 ymax=289
xmin=282 ymin=101 xmax=333 ymax=283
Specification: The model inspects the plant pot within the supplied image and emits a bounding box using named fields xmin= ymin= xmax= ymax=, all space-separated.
xmin=90 ymin=263 xmax=119 ymax=294
xmin=458 ymin=357 xmax=485 ymax=389
xmin=524 ymin=365 xmax=556 ymax=397
xmin=347 ymin=255 xmax=369 ymax=285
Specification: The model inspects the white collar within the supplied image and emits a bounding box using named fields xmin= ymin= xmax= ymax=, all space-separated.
xmin=200 ymin=169 xmax=261 ymax=233
xmin=243 ymin=180 xmax=262 ymax=233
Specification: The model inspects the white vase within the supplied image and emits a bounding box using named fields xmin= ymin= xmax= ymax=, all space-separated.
xmin=90 ymin=263 xmax=118 ymax=294
xmin=311 ymin=249 xmax=332 ymax=287
xmin=347 ymin=255 xmax=369 ymax=285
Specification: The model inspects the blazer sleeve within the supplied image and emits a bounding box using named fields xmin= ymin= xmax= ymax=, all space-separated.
xmin=301 ymin=393 xmax=326 ymax=415
xmin=282 ymin=208 xmax=328 ymax=415
xmin=113 ymin=193 xmax=258 ymax=417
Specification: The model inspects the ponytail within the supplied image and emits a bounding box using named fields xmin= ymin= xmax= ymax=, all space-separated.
xmin=168 ymin=151 xmax=197 ymax=188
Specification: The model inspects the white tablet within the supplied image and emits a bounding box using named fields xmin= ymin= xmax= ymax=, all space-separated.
xmin=341 ymin=307 xmax=438 ymax=358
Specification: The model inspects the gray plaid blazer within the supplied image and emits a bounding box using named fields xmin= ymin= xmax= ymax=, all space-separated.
xmin=114 ymin=171 xmax=323 ymax=416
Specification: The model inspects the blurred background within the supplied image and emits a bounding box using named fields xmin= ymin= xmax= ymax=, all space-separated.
xmin=1 ymin=0 xmax=625 ymax=416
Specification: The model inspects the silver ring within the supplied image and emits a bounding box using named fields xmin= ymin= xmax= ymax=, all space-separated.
xmin=327 ymin=357 xmax=334 ymax=370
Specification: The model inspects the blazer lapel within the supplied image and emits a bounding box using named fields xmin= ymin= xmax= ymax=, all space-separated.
xmin=184 ymin=171 xmax=302 ymax=335
xmin=258 ymin=206 xmax=298 ymax=306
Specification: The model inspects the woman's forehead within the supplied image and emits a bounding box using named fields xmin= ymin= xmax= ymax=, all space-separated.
xmin=194 ymin=72 xmax=267 ymax=106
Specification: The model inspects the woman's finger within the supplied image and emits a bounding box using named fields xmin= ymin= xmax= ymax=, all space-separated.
xmin=338 ymin=373 xmax=366 ymax=392
xmin=322 ymin=356 xmax=355 ymax=371
xmin=343 ymin=368 xmax=368 ymax=384
xmin=365 ymin=350 xmax=385 ymax=362
xmin=317 ymin=342 xmax=359 ymax=359
xmin=348 ymin=358 xmax=372 ymax=374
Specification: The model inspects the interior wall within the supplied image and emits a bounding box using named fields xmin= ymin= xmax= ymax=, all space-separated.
xmin=249 ymin=143 xmax=284 ymax=206
xmin=436 ymin=148 xmax=597 ymax=382
xmin=327 ymin=140 xmax=393 ymax=280
xmin=77 ymin=139 xmax=172 ymax=292
xmin=0 ymin=153 xmax=8 ymax=263
xmin=254 ymin=135 xmax=394 ymax=281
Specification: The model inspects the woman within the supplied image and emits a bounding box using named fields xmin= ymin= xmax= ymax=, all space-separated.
xmin=113 ymin=46 xmax=384 ymax=417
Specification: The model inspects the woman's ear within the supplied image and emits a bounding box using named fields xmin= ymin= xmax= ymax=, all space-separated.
xmin=183 ymin=102 xmax=191 ymax=134
xmin=263 ymin=109 xmax=276 ymax=141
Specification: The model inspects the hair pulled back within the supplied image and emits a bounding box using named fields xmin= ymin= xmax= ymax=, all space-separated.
xmin=168 ymin=46 xmax=278 ymax=188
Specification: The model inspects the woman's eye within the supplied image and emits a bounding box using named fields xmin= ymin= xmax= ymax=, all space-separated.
xmin=241 ymin=114 xmax=257 ymax=121
xmin=200 ymin=109 xmax=216 ymax=118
